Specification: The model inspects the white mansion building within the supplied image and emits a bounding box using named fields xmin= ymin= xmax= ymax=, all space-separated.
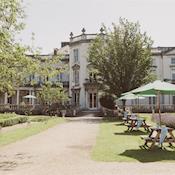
xmin=1 ymin=28 xmax=175 ymax=111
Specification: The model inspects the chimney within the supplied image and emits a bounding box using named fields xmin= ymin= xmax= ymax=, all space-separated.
xmin=61 ymin=42 xmax=70 ymax=48
xmin=54 ymin=48 xmax=58 ymax=55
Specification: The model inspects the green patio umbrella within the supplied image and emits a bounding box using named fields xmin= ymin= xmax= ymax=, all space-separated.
xmin=132 ymin=80 xmax=175 ymax=95
xmin=118 ymin=93 xmax=155 ymax=112
xmin=118 ymin=93 xmax=145 ymax=100
xmin=131 ymin=80 xmax=175 ymax=125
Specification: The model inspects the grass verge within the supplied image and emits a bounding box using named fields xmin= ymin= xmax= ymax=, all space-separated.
xmin=91 ymin=114 xmax=175 ymax=162
xmin=0 ymin=117 xmax=65 ymax=147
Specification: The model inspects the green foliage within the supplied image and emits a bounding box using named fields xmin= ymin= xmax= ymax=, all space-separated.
xmin=0 ymin=0 xmax=35 ymax=94
xmin=27 ymin=54 xmax=67 ymax=86
xmin=25 ymin=52 xmax=67 ymax=105
xmin=99 ymin=94 xmax=115 ymax=109
xmin=37 ymin=84 xmax=68 ymax=105
xmin=89 ymin=18 xmax=153 ymax=97
xmin=0 ymin=115 xmax=28 ymax=127
xmin=0 ymin=112 xmax=18 ymax=119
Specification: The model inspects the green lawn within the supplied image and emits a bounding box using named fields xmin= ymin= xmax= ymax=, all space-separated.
xmin=92 ymin=114 xmax=175 ymax=162
xmin=0 ymin=116 xmax=65 ymax=147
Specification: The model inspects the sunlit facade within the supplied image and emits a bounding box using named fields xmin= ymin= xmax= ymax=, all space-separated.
xmin=1 ymin=28 xmax=175 ymax=112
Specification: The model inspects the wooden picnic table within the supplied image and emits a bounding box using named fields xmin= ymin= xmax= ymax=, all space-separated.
xmin=125 ymin=117 xmax=150 ymax=131
xmin=141 ymin=127 xmax=175 ymax=149
xmin=122 ymin=114 xmax=137 ymax=123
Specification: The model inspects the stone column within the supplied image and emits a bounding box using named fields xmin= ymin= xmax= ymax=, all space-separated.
xmin=4 ymin=93 xmax=8 ymax=105
xmin=32 ymin=91 xmax=35 ymax=105
xmin=29 ymin=90 xmax=32 ymax=104
xmin=16 ymin=90 xmax=20 ymax=105
xmin=84 ymin=90 xmax=86 ymax=109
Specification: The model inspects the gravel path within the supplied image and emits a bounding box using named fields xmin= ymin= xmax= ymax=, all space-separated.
xmin=0 ymin=114 xmax=174 ymax=175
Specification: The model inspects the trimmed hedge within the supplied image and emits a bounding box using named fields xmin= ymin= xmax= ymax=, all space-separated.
xmin=0 ymin=116 xmax=28 ymax=127
xmin=0 ymin=113 xmax=18 ymax=119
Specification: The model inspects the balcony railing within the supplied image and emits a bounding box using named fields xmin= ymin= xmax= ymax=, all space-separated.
xmin=21 ymin=81 xmax=69 ymax=88
xmin=70 ymin=34 xmax=97 ymax=43
xmin=84 ymin=78 xmax=98 ymax=88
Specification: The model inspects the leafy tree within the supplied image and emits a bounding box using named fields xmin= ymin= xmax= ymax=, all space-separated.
xmin=0 ymin=0 xmax=67 ymax=106
xmin=25 ymin=53 xmax=68 ymax=105
xmin=30 ymin=55 xmax=66 ymax=86
xmin=37 ymin=84 xmax=68 ymax=105
xmin=88 ymin=18 xmax=153 ymax=98
xmin=0 ymin=0 xmax=34 ymax=94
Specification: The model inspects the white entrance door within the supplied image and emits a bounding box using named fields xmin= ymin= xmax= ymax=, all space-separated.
xmin=89 ymin=93 xmax=97 ymax=109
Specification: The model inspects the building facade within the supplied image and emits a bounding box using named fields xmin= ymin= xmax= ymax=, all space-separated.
xmin=69 ymin=28 xmax=100 ymax=110
xmin=1 ymin=28 xmax=175 ymax=112
xmin=67 ymin=30 xmax=175 ymax=111
xmin=124 ymin=47 xmax=175 ymax=111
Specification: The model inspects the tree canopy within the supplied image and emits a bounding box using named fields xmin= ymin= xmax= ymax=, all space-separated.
xmin=0 ymin=0 xmax=34 ymax=94
xmin=37 ymin=84 xmax=68 ymax=105
xmin=28 ymin=54 xmax=68 ymax=105
xmin=88 ymin=18 xmax=153 ymax=97
xmin=25 ymin=54 xmax=66 ymax=86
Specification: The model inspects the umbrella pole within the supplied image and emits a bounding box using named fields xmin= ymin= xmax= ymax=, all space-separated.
xmin=157 ymin=91 xmax=161 ymax=126
xmin=122 ymin=99 xmax=126 ymax=111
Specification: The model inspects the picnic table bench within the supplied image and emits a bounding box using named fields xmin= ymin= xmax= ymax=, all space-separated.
xmin=141 ymin=127 xmax=175 ymax=149
xmin=125 ymin=118 xmax=150 ymax=131
xmin=122 ymin=114 xmax=137 ymax=123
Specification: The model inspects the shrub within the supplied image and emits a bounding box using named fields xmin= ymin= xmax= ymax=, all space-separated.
xmin=0 ymin=112 xmax=18 ymax=119
xmin=0 ymin=116 xmax=28 ymax=127
xmin=99 ymin=94 xmax=115 ymax=110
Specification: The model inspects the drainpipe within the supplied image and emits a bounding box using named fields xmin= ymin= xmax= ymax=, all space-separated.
xmin=161 ymin=53 xmax=164 ymax=81
xmin=161 ymin=53 xmax=164 ymax=111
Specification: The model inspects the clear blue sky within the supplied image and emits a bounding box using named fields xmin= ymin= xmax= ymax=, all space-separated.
xmin=18 ymin=0 xmax=175 ymax=53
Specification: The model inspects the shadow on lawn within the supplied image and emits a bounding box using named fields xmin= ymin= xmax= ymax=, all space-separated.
xmin=114 ymin=123 xmax=124 ymax=126
xmin=120 ymin=148 xmax=175 ymax=162
xmin=114 ymin=130 xmax=147 ymax=136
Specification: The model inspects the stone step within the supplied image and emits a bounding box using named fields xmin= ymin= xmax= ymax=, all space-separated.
xmin=78 ymin=110 xmax=101 ymax=117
